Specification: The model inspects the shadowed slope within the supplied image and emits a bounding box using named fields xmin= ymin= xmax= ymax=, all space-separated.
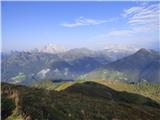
xmin=64 ymin=81 xmax=160 ymax=108
xmin=1 ymin=82 xmax=160 ymax=120
xmin=80 ymin=49 xmax=160 ymax=83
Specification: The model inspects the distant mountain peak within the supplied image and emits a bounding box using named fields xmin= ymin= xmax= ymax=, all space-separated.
xmin=104 ymin=44 xmax=139 ymax=53
xmin=135 ymin=48 xmax=158 ymax=56
xmin=37 ymin=44 xmax=68 ymax=54
xmin=137 ymin=48 xmax=150 ymax=52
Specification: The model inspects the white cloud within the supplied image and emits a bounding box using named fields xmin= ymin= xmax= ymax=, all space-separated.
xmin=94 ymin=3 xmax=159 ymax=49
xmin=123 ymin=3 xmax=160 ymax=26
xmin=97 ymin=24 xmax=154 ymax=39
xmin=107 ymin=30 xmax=133 ymax=37
xmin=105 ymin=3 xmax=159 ymax=38
xmin=60 ymin=17 xmax=108 ymax=27
xmin=123 ymin=7 xmax=143 ymax=17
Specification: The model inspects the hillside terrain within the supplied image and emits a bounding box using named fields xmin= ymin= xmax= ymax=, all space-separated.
xmin=80 ymin=49 xmax=160 ymax=83
xmin=32 ymin=80 xmax=160 ymax=103
xmin=2 ymin=1 xmax=160 ymax=120
xmin=2 ymin=81 xmax=160 ymax=120
xmin=2 ymin=47 xmax=160 ymax=120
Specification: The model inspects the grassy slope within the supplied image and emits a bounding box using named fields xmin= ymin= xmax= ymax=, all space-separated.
xmin=2 ymin=81 xmax=160 ymax=120
xmin=32 ymin=80 xmax=160 ymax=103
xmin=78 ymin=70 xmax=129 ymax=81
xmin=95 ymin=80 xmax=160 ymax=103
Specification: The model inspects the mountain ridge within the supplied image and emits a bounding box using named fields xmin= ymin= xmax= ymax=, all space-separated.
xmin=2 ymin=81 xmax=160 ymax=120
xmin=80 ymin=48 xmax=160 ymax=83
xmin=2 ymin=48 xmax=159 ymax=84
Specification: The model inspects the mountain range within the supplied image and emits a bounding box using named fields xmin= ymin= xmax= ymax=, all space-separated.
xmin=80 ymin=48 xmax=160 ymax=83
xmin=1 ymin=44 xmax=160 ymax=120
xmin=1 ymin=44 xmax=160 ymax=84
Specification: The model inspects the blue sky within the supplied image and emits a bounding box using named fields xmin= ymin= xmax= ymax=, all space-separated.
xmin=2 ymin=1 xmax=159 ymax=51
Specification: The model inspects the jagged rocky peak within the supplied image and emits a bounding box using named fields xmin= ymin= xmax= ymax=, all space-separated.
xmin=135 ymin=48 xmax=159 ymax=56
xmin=136 ymin=48 xmax=151 ymax=53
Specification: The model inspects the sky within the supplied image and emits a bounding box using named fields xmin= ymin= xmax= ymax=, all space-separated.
xmin=2 ymin=1 xmax=160 ymax=51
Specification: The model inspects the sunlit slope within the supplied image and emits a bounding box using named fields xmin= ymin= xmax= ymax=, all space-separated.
xmin=32 ymin=80 xmax=160 ymax=103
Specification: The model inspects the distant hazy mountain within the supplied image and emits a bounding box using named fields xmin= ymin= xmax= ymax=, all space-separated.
xmin=105 ymin=48 xmax=160 ymax=82
xmin=80 ymin=48 xmax=160 ymax=83
xmin=59 ymin=48 xmax=95 ymax=61
xmin=3 ymin=45 xmax=156 ymax=84
xmin=1 ymin=48 xmax=111 ymax=84
xmin=101 ymin=44 xmax=139 ymax=61
xmin=31 ymin=44 xmax=68 ymax=54
xmin=1 ymin=51 xmax=61 ymax=84
xmin=31 ymin=44 xmax=138 ymax=61
xmin=104 ymin=44 xmax=138 ymax=53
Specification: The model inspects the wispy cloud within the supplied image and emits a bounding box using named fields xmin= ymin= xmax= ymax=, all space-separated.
xmin=96 ymin=23 xmax=155 ymax=41
xmin=123 ymin=3 xmax=159 ymax=26
xmin=105 ymin=3 xmax=159 ymax=37
xmin=60 ymin=17 xmax=108 ymax=27
xmin=94 ymin=3 xmax=159 ymax=49
xmin=107 ymin=30 xmax=133 ymax=37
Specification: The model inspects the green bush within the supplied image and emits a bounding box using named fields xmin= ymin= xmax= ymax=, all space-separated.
xmin=1 ymin=95 xmax=16 ymax=120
